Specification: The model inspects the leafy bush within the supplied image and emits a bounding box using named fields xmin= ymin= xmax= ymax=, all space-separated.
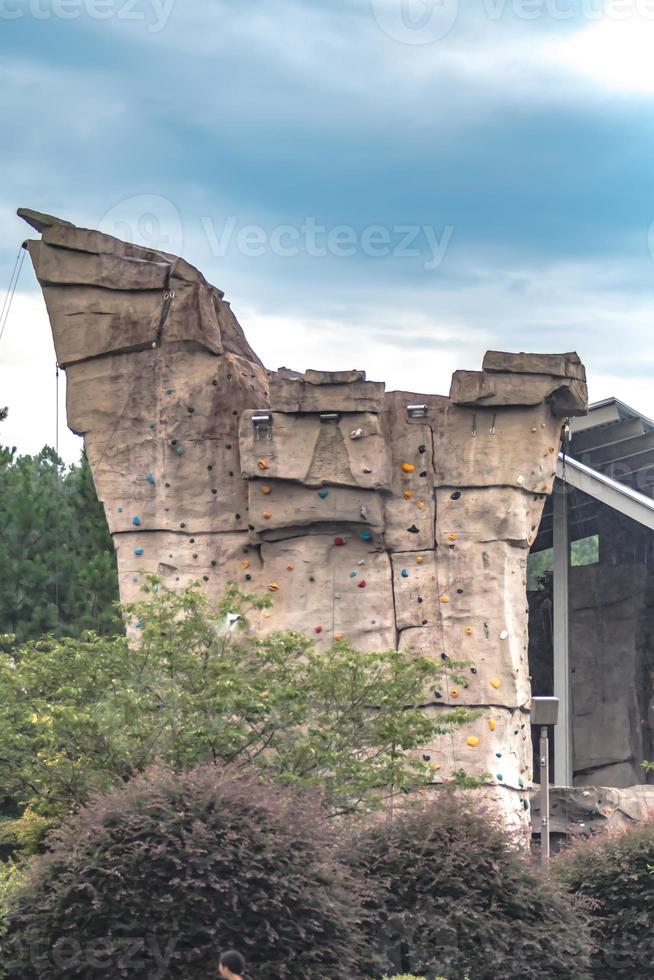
xmin=0 ymin=580 xmax=476 ymax=849
xmin=0 ymin=765 xmax=374 ymax=979
xmin=555 ymin=819 xmax=654 ymax=978
xmin=345 ymin=795 xmax=591 ymax=980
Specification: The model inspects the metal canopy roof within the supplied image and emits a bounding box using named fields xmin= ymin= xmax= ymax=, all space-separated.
xmin=533 ymin=398 xmax=654 ymax=552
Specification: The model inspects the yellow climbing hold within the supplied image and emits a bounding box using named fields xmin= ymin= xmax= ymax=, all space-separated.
xmin=401 ymin=462 xmax=416 ymax=473
xmin=488 ymin=719 xmax=497 ymax=732
xmin=416 ymin=500 xmax=425 ymax=510
xmin=448 ymin=532 xmax=457 ymax=541
xmin=260 ymin=485 xmax=272 ymax=494
xmin=439 ymin=595 xmax=450 ymax=604
xmin=490 ymin=678 xmax=501 ymax=690
xmin=416 ymin=555 xmax=424 ymax=564
xmin=467 ymin=736 xmax=480 ymax=748
xmin=268 ymin=582 xmax=280 ymax=592
xmin=464 ymin=626 xmax=473 ymax=636
xmin=450 ymin=688 xmax=459 ymax=699
xmin=258 ymin=459 xmax=269 ymax=470
xmin=403 ymin=491 xmax=413 ymax=499
xmin=263 ymin=611 xmax=272 ymax=619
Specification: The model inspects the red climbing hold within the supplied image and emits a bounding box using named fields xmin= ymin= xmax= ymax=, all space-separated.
xmin=315 ymin=626 xmax=323 ymax=634
xmin=334 ymin=537 xmax=345 ymax=546
xmin=358 ymin=579 xmax=367 ymax=588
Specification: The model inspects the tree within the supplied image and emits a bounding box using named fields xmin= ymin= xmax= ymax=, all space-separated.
xmin=0 ymin=580 xmax=477 ymax=850
xmin=555 ymin=820 xmax=654 ymax=979
xmin=0 ymin=766 xmax=374 ymax=979
xmin=0 ymin=447 xmax=119 ymax=642
xmin=344 ymin=795 xmax=591 ymax=980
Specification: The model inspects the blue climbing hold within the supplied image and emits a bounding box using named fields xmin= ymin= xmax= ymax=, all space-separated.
xmin=165 ymin=388 xmax=173 ymax=395
xmin=318 ymin=490 xmax=329 ymax=499
xmin=134 ymin=548 xmax=144 ymax=556
xmin=118 ymin=507 xmax=123 ymax=513
xmin=496 ymin=752 xmax=502 ymax=758
xmin=349 ymin=571 xmax=357 ymax=578
xmin=132 ymin=576 xmax=138 ymax=583
xmin=360 ymin=530 xmax=372 ymax=542
xmin=401 ymin=569 xmax=409 ymax=578
xmin=176 ymin=446 xmax=185 ymax=456
xmin=497 ymin=774 xmax=504 ymax=782
xmin=146 ymin=475 xmax=156 ymax=485
xmin=132 ymin=516 xmax=141 ymax=526
xmin=135 ymin=619 xmax=143 ymax=629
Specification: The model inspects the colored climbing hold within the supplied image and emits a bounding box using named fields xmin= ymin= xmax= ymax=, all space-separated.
xmin=359 ymin=530 xmax=372 ymax=541
xmin=497 ymin=774 xmax=504 ymax=782
xmin=349 ymin=571 xmax=357 ymax=578
xmin=262 ymin=512 xmax=272 ymax=519
xmin=134 ymin=548 xmax=144 ymax=556
xmin=467 ymin=736 xmax=480 ymax=748
xmin=132 ymin=516 xmax=141 ymax=527
xmin=448 ymin=532 xmax=457 ymax=541
xmin=500 ymin=629 xmax=509 ymax=640
xmin=315 ymin=626 xmax=322 ymax=634
xmin=242 ymin=559 xmax=250 ymax=569
xmin=518 ymin=777 xmax=524 ymax=789
xmin=358 ymin=579 xmax=367 ymax=588
xmin=165 ymin=388 xmax=173 ymax=395
xmin=176 ymin=447 xmax=185 ymax=456
xmin=258 ymin=460 xmax=269 ymax=470
xmin=450 ymin=688 xmax=459 ymax=699
xmin=489 ymin=678 xmax=501 ymax=690
xmin=464 ymin=626 xmax=473 ymax=636
xmin=334 ymin=537 xmax=345 ymax=546
xmin=287 ymin=563 xmax=295 ymax=571
xmin=261 ymin=485 xmax=272 ymax=494
xmin=439 ymin=595 xmax=449 ymax=604
xmin=146 ymin=475 xmax=156 ymax=485
xmin=401 ymin=462 xmax=416 ymax=473
xmin=407 ymin=525 xmax=419 ymax=534
xmin=350 ymin=428 xmax=363 ymax=440
xmin=416 ymin=555 xmax=423 ymax=564
xmin=488 ymin=719 xmax=497 ymax=731
xmin=401 ymin=569 xmax=409 ymax=578
xmin=318 ymin=490 xmax=329 ymax=499
xmin=335 ymin=633 xmax=344 ymax=641
xmin=495 ymin=752 xmax=502 ymax=759
xmin=268 ymin=583 xmax=280 ymax=592
xmin=118 ymin=507 xmax=123 ymax=513
xmin=148 ymin=422 xmax=156 ymax=429
xmin=416 ymin=501 xmax=425 ymax=510
xmin=451 ymin=491 xmax=461 ymax=500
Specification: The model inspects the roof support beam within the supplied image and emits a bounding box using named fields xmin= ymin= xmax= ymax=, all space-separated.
xmin=556 ymin=455 xmax=654 ymax=531
xmin=552 ymin=480 xmax=573 ymax=787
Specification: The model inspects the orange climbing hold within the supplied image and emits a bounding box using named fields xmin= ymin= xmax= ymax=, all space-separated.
xmin=416 ymin=555 xmax=424 ymax=564
xmin=464 ymin=626 xmax=473 ymax=636
xmin=450 ymin=688 xmax=459 ymax=699
xmin=242 ymin=559 xmax=250 ymax=569
xmin=335 ymin=633 xmax=344 ymax=641
xmin=262 ymin=512 xmax=272 ymax=519
xmin=439 ymin=595 xmax=449 ymax=604
xmin=401 ymin=462 xmax=416 ymax=473
xmin=260 ymin=485 xmax=272 ymax=494
xmin=467 ymin=736 xmax=480 ymax=747
xmin=403 ymin=491 xmax=413 ymax=499
xmin=258 ymin=460 xmax=269 ymax=470
xmin=286 ymin=563 xmax=295 ymax=571
xmin=489 ymin=678 xmax=501 ymax=690
xmin=416 ymin=501 xmax=425 ymax=510
xmin=268 ymin=583 xmax=280 ymax=592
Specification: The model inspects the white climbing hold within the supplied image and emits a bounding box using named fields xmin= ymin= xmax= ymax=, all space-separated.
xmin=350 ymin=428 xmax=363 ymax=440
xmin=500 ymin=629 xmax=509 ymax=640
xmin=516 ymin=475 xmax=524 ymax=485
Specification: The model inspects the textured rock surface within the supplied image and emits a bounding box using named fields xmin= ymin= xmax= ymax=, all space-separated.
xmin=21 ymin=207 xmax=588 ymax=835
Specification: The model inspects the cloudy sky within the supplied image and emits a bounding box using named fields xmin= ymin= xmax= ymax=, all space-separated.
xmin=1 ymin=0 xmax=654 ymax=463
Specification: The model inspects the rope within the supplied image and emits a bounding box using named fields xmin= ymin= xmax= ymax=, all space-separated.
xmin=0 ymin=243 xmax=26 ymax=345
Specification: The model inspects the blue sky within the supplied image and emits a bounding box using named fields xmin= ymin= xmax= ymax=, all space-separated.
xmin=2 ymin=0 xmax=654 ymax=461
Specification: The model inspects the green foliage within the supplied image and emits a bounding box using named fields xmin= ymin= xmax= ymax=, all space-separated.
xmin=0 ymin=447 xmax=119 ymax=642
xmin=0 ymin=765 xmax=373 ymax=980
xmin=345 ymin=795 xmax=591 ymax=980
xmin=555 ymin=819 xmax=654 ymax=978
xmin=0 ymin=580 xmax=477 ymax=845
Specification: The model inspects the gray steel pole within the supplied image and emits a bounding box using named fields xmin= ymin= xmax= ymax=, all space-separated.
xmin=540 ymin=725 xmax=550 ymax=865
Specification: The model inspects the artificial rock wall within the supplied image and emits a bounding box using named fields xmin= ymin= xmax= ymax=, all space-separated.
xmin=19 ymin=208 xmax=588 ymax=834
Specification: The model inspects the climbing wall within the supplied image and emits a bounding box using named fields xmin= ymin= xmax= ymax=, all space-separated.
xmin=20 ymin=208 xmax=588 ymax=835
